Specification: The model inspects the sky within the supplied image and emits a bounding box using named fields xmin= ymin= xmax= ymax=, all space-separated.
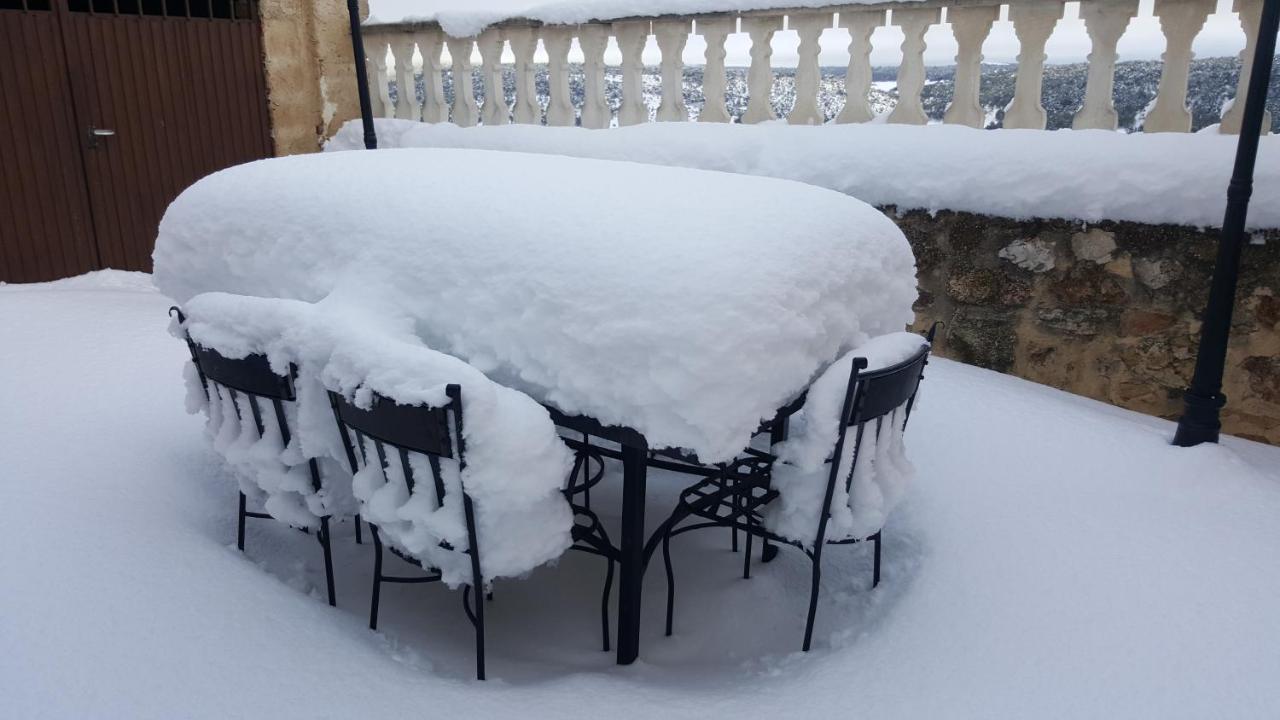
xmin=371 ymin=0 xmax=1250 ymax=68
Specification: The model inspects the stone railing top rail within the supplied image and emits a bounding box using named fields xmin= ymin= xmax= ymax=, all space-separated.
xmin=363 ymin=0 xmax=1010 ymax=34
xmin=363 ymin=0 xmax=1080 ymax=34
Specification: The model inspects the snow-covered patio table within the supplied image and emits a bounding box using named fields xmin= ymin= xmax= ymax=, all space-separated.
xmin=153 ymin=147 xmax=918 ymax=664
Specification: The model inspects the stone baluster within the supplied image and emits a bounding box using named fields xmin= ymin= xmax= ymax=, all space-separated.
xmin=1003 ymin=2 xmax=1065 ymax=129
xmin=478 ymin=28 xmax=508 ymax=125
xmin=742 ymin=16 xmax=782 ymax=124
xmin=445 ymin=36 xmax=478 ymax=127
xmin=542 ymin=27 xmax=575 ymax=126
xmin=1221 ymin=0 xmax=1272 ymax=134
xmin=389 ymin=36 xmax=420 ymax=121
xmin=944 ymin=6 xmax=998 ymax=127
xmin=1073 ymin=0 xmax=1139 ymax=130
xmin=697 ymin=16 xmax=734 ymax=122
xmin=788 ymin=13 xmax=830 ymax=125
xmin=417 ymin=29 xmax=448 ymax=123
xmin=1144 ymin=0 xmax=1213 ymax=132
xmin=836 ymin=9 xmax=882 ymax=124
xmin=366 ymin=39 xmax=393 ymax=119
xmin=506 ymin=27 xmax=541 ymax=124
xmin=615 ymin=21 xmax=650 ymax=126
xmin=887 ymin=8 xmax=941 ymax=125
xmin=579 ymin=24 xmax=612 ymax=128
xmin=654 ymin=20 xmax=691 ymax=121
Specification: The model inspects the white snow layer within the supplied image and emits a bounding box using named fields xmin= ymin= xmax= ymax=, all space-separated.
xmin=365 ymin=0 xmax=918 ymax=36
xmin=176 ymin=292 xmax=575 ymax=585
xmin=329 ymin=119 xmax=1280 ymax=230
xmin=767 ymin=332 xmax=929 ymax=545
xmin=152 ymin=148 xmax=918 ymax=463
xmin=10 ymin=272 xmax=1280 ymax=715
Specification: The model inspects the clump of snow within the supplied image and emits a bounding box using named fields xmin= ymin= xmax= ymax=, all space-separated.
xmin=177 ymin=292 xmax=575 ymax=584
xmin=767 ymin=332 xmax=928 ymax=544
xmin=153 ymin=147 xmax=917 ymax=462
xmin=329 ymin=119 xmax=1280 ymax=230
xmin=175 ymin=312 xmax=352 ymax=531
xmin=365 ymin=0 xmax=915 ymax=37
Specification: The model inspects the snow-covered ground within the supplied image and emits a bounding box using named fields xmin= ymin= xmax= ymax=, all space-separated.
xmin=4 ymin=271 xmax=1280 ymax=718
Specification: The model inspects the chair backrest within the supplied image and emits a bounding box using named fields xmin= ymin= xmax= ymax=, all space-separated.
xmin=813 ymin=338 xmax=934 ymax=546
xmin=328 ymin=386 xmax=481 ymax=576
xmin=191 ymin=344 xmax=295 ymax=402
xmin=172 ymin=306 xmax=320 ymax=496
xmin=846 ymin=348 xmax=930 ymax=429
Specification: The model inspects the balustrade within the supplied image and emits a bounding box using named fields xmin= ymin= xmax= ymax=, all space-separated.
xmin=359 ymin=0 xmax=1271 ymax=134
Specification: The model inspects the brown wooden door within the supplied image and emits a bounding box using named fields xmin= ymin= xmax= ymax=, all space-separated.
xmin=0 ymin=0 xmax=272 ymax=283
xmin=0 ymin=1 xmax=100 ymax=282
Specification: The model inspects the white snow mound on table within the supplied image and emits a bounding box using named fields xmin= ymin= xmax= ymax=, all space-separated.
xmin=153 ymin=148 xmax=916 ymax=463
xmin=177 ymin=292 xmax=575 ymax=585
xmin=766 ymin=332 xmax=929 ymax=546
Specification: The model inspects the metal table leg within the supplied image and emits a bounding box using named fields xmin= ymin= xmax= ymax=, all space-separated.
xmin=615 ymin=441 xmax=648 ymax=664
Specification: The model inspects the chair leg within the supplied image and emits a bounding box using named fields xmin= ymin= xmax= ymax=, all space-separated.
xmin=802 ymin=552 xmax=822 ymax=652
xmin=742 ymin=524 xmax=754 ymax=579
xmin=872 ymin=531 xmax=882 ymax=588
xmin=761 ymin=538 xmax=778 ymax=563
xmin=369 ymin=527 xmax=384 ymax=630
xmin=320 ymin=517 xmax=336 ymax=607
xmin=236 ymin=492 xmax=248 ymax=552
xmin=600 ymin=556 xmax=614 ymax=652
xmin=473 ymin=587 xmax=486 ymax=680
xmin=663 ymin=530 xmax=676 ymax=636
xmin=354 ymin=516 xmax=363 ymax=545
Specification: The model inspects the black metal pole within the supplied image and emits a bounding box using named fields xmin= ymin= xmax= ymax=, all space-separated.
xmin=1174 ymin=0 xmax=1279 ymax=446
xmin=346 ymin=0 xmax=378 ymax=150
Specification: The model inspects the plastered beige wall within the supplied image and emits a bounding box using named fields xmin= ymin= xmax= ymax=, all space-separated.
xmin=260 ymin=0 xmax=365 ymax=156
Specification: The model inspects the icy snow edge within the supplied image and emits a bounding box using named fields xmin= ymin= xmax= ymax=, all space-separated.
xmin=329 ymin=119 xmax=1280 ymax=230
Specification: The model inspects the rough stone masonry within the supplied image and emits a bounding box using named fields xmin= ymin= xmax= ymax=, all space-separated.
xmin=895 ymin=208 xmax=1280 ymax=445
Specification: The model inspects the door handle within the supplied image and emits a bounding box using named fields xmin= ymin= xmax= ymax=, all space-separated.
xmin=87 ymin=126 xmax=115 ymax=148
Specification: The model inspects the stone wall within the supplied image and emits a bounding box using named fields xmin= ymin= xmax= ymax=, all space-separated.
xmin=897 ymin=208 xmax=1280 ymax=444
xmin=259 ymin=0 xmax=364 ymax=156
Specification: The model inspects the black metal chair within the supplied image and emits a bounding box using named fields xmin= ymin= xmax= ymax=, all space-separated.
xmin=171 ymin=307 xmax=337 ymax=607
xmin=651 ymin=338 xmax=934 ymax=652
xmin=329 ymin=386 xmax=615 ymax=680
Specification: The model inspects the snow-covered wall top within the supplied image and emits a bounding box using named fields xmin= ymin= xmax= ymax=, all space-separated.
xmin=153 ymin=148 xmax=916 ymax=462
xmin=365 ymin=0 xmax=909 ymax=35
xmin=328 ymin=119 xmax=1280 ymax=230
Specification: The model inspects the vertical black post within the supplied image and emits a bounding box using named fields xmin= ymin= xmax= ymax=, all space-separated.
xmin=346 ymin=0 xmax=378 ymax=150
xmin=1173 ymin=0 xmax=1279 ymax=446
xmin=616 ymin=441 xmax=648 ymax=664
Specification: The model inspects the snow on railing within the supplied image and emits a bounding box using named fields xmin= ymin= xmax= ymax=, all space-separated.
xmin=359 ymin=0 xmax=1268 ymax=134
